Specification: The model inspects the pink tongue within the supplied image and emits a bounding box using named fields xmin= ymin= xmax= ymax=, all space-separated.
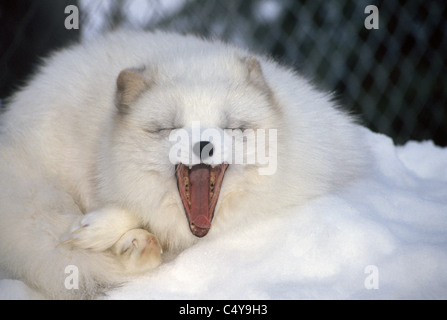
xmin=189 ymin=164 xmax=211 ymax=230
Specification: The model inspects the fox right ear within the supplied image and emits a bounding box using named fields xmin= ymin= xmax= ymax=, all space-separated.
xmin=115 ymin=67 xmax=150 ymax=113
xmin=240 ymin=56 xmax=272 ymax=97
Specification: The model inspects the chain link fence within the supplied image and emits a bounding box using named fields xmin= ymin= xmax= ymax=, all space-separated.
xmin=1 ymin=0 xmax=446 ymax=146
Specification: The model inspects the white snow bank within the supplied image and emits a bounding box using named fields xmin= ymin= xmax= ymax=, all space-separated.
xmin=1 ymin=128 xmax=446 ymax=299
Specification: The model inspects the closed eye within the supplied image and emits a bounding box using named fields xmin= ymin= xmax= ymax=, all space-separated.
xmin=222 ymin=112 xmax=253 ymax=132
xmin=143 ymin=119 xmax=181 ymax=134
xmin=222 ymin=122 xmax=252 ymax=132
xmin=225 ymin=128 xmax=250 ymax=133
xmin=143 ymin=127 xmax=177 ymax=134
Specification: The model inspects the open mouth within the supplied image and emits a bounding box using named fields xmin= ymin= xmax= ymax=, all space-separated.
xmin=176 ymin=163 xmax=228 ymax=237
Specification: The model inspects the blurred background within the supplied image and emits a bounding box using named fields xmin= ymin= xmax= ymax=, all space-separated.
xmin=1 ymin=0 xmax=446 ymax=146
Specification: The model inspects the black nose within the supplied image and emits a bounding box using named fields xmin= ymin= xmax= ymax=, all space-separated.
xmin=193 ymin=141 xmax=214 ymax=160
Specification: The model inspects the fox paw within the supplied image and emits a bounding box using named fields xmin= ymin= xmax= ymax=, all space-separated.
xmin=111 ymin=229 xmax=163 ymax=273
xmin=59 ymin=208 xmax=139 ymax=252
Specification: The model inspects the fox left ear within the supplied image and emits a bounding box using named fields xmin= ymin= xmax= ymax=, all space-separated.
xmin=115 ymin=67 xmax=150 ymax=114
xmin=241 ymin=56 xmax=272 ymax=94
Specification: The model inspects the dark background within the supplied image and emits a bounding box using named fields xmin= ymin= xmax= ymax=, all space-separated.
xmin=1 ymin=0 xmax=446 ymax=146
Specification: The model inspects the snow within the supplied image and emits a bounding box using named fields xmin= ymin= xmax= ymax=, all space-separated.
xmin=1 ymin=127 xmax=446 ymax=299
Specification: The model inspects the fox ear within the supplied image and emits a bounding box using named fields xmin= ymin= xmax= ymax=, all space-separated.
xmin=115 ymin=67 xmax=150 ymax=113
xmin=241 ymin=56 xmax=271 ymax=94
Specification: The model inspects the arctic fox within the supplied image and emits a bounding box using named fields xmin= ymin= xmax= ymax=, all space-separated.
xmin=0 ymin=30 xmax=365 ymax=299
